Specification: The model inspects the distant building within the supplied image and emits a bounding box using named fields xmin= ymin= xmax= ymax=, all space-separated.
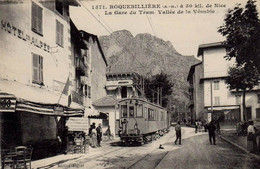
xmin=187 ymin=62 xmax=203 ymax=123
xmin=187 ymin=42 xmax=260 ymax=126
xmin=0 ymin=0 xmax=84 ymax=158
xmin=93 ymin=72 xmax=143 ymax=137
xmin=66 ymin=28 xmax=108 ymax=133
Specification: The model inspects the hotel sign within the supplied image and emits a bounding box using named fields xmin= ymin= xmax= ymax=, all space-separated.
xmin=1 ymin=20 xmax=50 ymax=53
xmin=53 ymin=106 xmax=64 ymax=116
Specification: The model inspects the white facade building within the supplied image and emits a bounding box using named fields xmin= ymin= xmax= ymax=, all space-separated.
xmin=0 ymin=0 xmax=85 ymax=158
xmin=188 ymin=42 xmax=260 ymax=127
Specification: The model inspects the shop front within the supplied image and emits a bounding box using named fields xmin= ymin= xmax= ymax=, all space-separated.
xmin=206 ymin=105 xmax=241 ymax=128
xmin=0 ymin=80 xmax=84 ymax=160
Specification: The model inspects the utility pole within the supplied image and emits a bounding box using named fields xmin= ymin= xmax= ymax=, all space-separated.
xmin=0 ymin=113 xmax=2 ymax=169
xmin=209 ymin=80 xmax=213 ymax=122
xmin=157 ymin=87 xmax=159 ymax=105
xmin=160 ymin=87 xmax=163 ymax=106
xmin=178 ymin=103 xmax=180 ymax=122
xmin=142 ymin=77 xmax=144 ymax=98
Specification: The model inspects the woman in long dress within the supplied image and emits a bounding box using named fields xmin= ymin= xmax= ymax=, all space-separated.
xmin=91 ymin=126 xmax=97 ymax=148
xmin=247 ymin=121 xmax=256 ymax=153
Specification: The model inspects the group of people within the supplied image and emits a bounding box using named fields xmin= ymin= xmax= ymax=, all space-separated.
xmin=174 ymin=119 xmax=259 ymax=153
xmin=89 ymin=123 xmax=103 ymax=148
xmin=236 ymin=121 xmax=249 ymax=136
xmin=88 ymin=123 xmax=113 ymax=148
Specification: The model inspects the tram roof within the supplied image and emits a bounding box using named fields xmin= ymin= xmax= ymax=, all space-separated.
xmin=118 ymin=97 xmax=166 ymax=110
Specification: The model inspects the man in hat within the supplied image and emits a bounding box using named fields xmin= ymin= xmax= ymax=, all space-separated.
xmin=96 ymin=123 xmax=103 ymax=147
xmin=174 ymin=121 xmax=182 ymax=145
xmin=208 ymin=121 xmax=216 ymax=145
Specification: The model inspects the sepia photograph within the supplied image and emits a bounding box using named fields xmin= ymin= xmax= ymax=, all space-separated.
xmin=0 ymin=0 xmax=259 ymax=168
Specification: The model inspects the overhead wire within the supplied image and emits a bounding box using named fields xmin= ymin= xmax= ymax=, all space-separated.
xmin=140 ymin=0 xmax=157 ymax=37
xmin=79 ymin=0 xmax=147 ymax=69
xmin=84 ymin=0 xmax=114 ymax=33
xmin=78 ymin=1 xmax=168 ymax=99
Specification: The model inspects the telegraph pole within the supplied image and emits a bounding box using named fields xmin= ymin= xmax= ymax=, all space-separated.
xmin=160 ymin=87 xmax=163 ymax=106
xmin=210 ymin=80 xmax=213 ymax=122
xmin=157 ymin=87 xmax=159 ymax=105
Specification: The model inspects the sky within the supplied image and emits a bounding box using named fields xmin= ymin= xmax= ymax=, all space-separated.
xmin=70 ymin=0 xmax=260 ymax=57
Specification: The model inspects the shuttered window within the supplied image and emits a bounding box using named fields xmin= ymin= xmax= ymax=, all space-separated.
xmin=32 ymin=54 xmax=43 ymax=84
xmin=214 ymin=96 xmax=220 ymax=105
xmin=56 ymin=20 xmax=64 ymax=47
xmin=214 ymin=81 xmax=220 ymax=90
xmin=88 ymin=86 xmax=91 ymax=98
xmin=31 ymin=2 xmax=43 ymax=35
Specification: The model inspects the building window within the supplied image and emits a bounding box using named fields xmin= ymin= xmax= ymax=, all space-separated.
xmin=258 ymin=94 xmax=260 ymax=103
xmin=84 ymin=85 xmax=88 ymax=97
xmin=214 ymin=96 xmax=220 ymax=105
xmin=236 ymin=95 xmax=241 ymax=105
xmin=56 ymin=20 xmax=64 ymax=47
xmin=87 ymin=86 xmax=91 ymax=98
xmin=256 ymin=108 xmax=260 ymax=119
xmin=214 ymin=81 xmax=219 ymax=90
xmin=55 ymin=0 xmax=63 ymax=15
xmin=31 ymin=2 xmax=43 ymax=35
xmin=32 ymin=54 xmax=43 ymax=84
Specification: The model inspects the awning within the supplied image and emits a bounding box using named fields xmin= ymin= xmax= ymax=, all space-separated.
xmin=88 ymin=112 xmax=108 ymax=119
xmin=0 ymin=79 xmax=84 ymax=116
xmin=105 ymin=86 xmax=118 ymax=90
xmin=0 ymin=79 xmax=72 ymax=107
xmin=15 ymin=99 xmax=83 ymax=116
xmin=66 ymin=117 xmax=88 ymax=132
xmin=92 ymin=96 xmax=117 ymax=107
xmin=206 ymin=105 xmax=240 ymax=111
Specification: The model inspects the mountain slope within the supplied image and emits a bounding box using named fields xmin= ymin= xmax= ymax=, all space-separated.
xmin=99 ymin=30 xmax=200 ymax=104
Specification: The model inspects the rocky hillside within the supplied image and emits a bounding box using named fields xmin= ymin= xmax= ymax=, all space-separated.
xmin=99 ymin=30 xmax=200 ymax=105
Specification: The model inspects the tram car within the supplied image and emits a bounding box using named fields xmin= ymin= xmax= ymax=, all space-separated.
xmin=118 ymin=98 xmax=168 ymax=144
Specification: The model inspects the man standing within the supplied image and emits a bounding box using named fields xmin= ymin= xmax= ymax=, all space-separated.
xmin=208 ymin=121 xmax=216 ymax=145
xmin=96 ymin=123 xmax=103 ymax=147
xmin=174 ymin=121 xmax=181 ymax=145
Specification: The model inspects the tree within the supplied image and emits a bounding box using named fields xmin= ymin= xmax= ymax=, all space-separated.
xmin=143 ymin=72 xmax=174 ymax=108
xmin=218 ymin=0 xmax=260 ymax=72
xmin=226 ymin=64 xmax=259 ymax=121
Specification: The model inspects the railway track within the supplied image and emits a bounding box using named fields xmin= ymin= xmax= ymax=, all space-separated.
xmin=126 ymin=128 xmax=185 ymax=169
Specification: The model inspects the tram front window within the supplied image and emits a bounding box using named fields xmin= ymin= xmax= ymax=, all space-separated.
xmin=129 ymin=106 xmax=134 ymax=117
xmin=122 ymin=105 xmax=127 ymax=117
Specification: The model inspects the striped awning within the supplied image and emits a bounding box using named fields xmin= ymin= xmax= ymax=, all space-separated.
xmin=15 ymin=99 xmax=84 ymax=116
xmin=0 ymin=79 xmax=84 ymax=116
xmin=66 ymin=117 xmax=88 ymax=132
